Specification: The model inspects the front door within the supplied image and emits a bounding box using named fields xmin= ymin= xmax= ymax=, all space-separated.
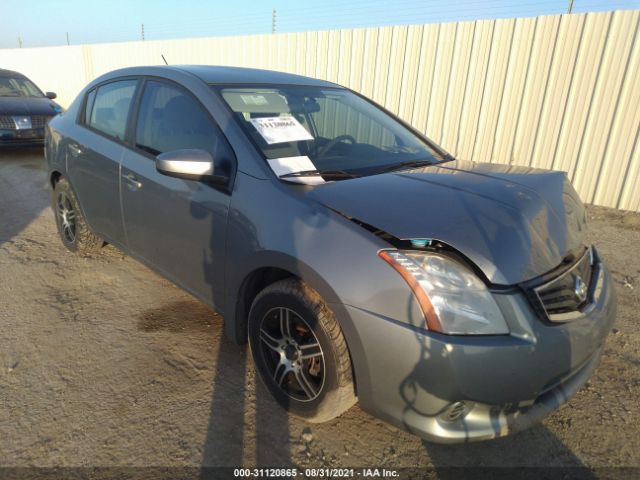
xmin=120 ymin=80 xmax=234 ymax=310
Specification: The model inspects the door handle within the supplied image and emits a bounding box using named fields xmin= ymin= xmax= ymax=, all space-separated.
xmin=68 ymin=143 xmax=83 ymax=157
xmin=123 ymin=173 xmax=142 ymax=190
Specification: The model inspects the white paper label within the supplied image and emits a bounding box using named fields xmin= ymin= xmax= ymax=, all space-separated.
xmin=267 ymin=156 xmax=325 ymax=185
xmin=249 ymin=116 xmax=314 ymax=144
xmin=240 ymin=94 xmax=269 ymax=106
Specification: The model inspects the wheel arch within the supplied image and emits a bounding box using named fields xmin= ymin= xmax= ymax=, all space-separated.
xmin=228 ymin=253 xmax=344 ymax=346
xmin=234 ymin=266 xmax=297 ymax=343
xmin=232 ymin=262 xmax=359 ymax=399
xmin=49 ymin=171 xmax=102 ymax=241
xmin=50 ymin=170 xmax=63 ymax=189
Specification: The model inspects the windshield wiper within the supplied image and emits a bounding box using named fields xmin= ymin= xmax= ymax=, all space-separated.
xmin=279 ymin=169 xmax=358 ymax=179
xmin=379 ymin=159 xmax=436 ymax=174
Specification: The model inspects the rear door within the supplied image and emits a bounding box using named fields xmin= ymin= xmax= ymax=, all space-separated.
xmin=67 ymin=79 xmax=138 ymax=245
xmin=120 ymin=79 xmax=234 ymax=309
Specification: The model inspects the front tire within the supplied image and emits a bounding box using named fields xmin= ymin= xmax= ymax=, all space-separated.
xmin=248 ymin=278 xmax=357 ymax=423
xmin=52 ymin=177 xmax=104 ymax=255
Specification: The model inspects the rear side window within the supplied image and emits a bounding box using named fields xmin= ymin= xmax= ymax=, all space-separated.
xmin=134 ymin=80 xmax=231 ymax=161
xmin=87 ymin=80 xmax=137 ymax=140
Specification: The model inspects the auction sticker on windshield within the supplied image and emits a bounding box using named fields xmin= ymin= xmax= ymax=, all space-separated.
xmin=249 ymin=116 xmax=314 ymax=144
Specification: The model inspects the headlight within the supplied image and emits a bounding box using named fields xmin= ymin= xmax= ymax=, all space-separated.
xmin=379 ymin=250 xmax=509 ymax=335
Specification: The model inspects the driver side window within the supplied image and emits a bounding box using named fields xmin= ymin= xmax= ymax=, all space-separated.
xmin=134 ymin=80 xmax=233 ymax=169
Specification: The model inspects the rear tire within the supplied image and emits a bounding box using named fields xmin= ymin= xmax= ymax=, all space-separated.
xmin=52 ymin=177 xmax=104 ymax=255
xmin=248 ymin=278 xmax=357 ymax=423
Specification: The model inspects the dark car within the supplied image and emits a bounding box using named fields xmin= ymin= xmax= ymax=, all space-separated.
xmin=0 ymin=69 xmax=62 ymax=147
xmin=45 ymin=66 xmax=616 ymax=443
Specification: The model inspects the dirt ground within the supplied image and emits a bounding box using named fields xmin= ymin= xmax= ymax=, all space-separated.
xmin=1 ymin=148 xmax=638 ymax=478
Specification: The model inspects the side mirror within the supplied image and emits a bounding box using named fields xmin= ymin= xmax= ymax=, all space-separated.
xmin=156 ymin=149 xmax=228 ymax=184
xmin=45 ymin=92 xmax=57 ymax=100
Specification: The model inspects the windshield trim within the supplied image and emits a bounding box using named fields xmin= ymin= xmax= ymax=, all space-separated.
xmin=210 ymin=83 xmax=454 ymax=181
xmin=347 ymin=88 xmax=452 ymax=161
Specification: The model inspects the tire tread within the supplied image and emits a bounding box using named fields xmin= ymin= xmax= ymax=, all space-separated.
xmin=53 ymin=178 xmax=104 ymax=255
xmin=250 ymin=278 xmax=357 ymax=423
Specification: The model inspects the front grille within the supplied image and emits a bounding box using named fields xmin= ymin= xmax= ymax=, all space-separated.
xmin=533 ymin=247 xmax=595 ymax=322
xmin=0 ymin=115 xmax=52 ymax=130
xmin=31 ymin=115 xmax=52 ymax=128
xmin=0 ymin=116 xmax=15 ymax=129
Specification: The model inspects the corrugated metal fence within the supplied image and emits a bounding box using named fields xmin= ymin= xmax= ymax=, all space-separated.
xmin=1 ymin=10 xmax=639 ymax=210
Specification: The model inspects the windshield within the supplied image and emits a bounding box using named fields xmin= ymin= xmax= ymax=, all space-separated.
xmin=0 ymin=76 xmax=44 ymax=98
xmin=215 ymin=85 xmax=448 ymax=180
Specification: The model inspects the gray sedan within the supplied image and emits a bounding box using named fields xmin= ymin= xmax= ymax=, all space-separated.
xmin=45 ymin=65 xmax=616 ymax=443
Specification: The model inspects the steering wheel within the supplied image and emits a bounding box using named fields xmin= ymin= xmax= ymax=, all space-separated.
xmin=316 ymin=135 xmax=356 ymax=158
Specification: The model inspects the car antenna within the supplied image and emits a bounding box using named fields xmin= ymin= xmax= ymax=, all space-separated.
xmin=161 ymin=54 xmax=168 ymax=65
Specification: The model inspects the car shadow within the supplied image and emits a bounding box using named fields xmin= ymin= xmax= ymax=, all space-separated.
xmin=398 ymin=290 xmax=598 ymax=480
xmin=423 ymin=427 xmax=597 ymax=479
xmin=136 ymin=299 xmax=294 ymax=477
xmin=196 ymin=320 xmax=294 ymax=478
xmin=0 ymin=146 xmax=48 ymax=246
xmin=199 ymin=334 xmax=249 ymax=469
xmin=191 ymin=182 xmax=295 ymax=477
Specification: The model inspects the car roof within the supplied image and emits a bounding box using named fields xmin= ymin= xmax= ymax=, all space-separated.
xmin=0 ymin=68 xmax=26 ymax=78
xmin=99 ymin=65 xmax=340 ymax=88
xmin=173 ymin=65 xmax=338 ymax=87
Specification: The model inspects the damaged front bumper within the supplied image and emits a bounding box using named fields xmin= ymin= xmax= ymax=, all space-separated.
xmin=335 ymin=260 xmax=616 ymax=443
xmin=401 ymin=345 xmax=602 ymax=442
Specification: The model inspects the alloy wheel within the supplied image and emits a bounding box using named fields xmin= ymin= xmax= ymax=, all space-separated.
xmin=258 ymin=307 xmax=325 ymax=402
xmin=56 ymin=192 xmax=77 ymax=243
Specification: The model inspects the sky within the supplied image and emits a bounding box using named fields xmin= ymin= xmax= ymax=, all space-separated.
xmin=1 ymin=0 xmax=639 ymax=49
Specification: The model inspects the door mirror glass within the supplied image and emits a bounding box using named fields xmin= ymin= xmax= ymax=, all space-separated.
xmin=156 ymin=149 xmax=226 ymax=182
xmin=45 ymin=91 xmax=57 ymax=100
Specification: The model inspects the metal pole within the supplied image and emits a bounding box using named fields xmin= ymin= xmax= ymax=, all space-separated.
xmin=272 ymin=8 xmax=276 ymax=34
xmin=568 ymin=0 xmax=574 ymax=13
xmin=141 ymin=24 xmax=145 ymax=41
xmin=18 ymin=36 xmax=22 ymax=48
xmin=66 ymin=32 xmax=70 ymax=45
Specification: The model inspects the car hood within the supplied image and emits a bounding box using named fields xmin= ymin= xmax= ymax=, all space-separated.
xmin=0 ymin=96 xmax=60 ymax=116
xmin=308 ymin=160 xmax=586 ymax=285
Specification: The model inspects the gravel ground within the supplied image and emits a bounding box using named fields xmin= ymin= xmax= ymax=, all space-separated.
xmin=0 ymin=148 xmax=638 ymax=478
